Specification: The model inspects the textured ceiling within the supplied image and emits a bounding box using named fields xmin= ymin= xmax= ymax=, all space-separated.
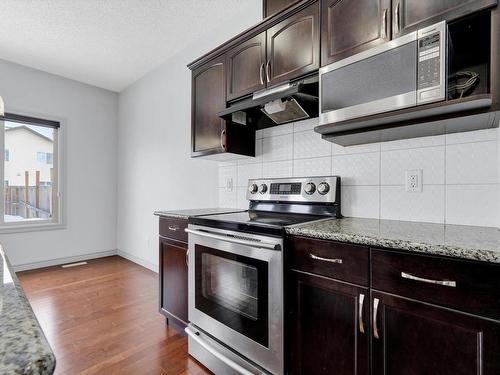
xmin=0 ymin=0 xmax=259 ymax=92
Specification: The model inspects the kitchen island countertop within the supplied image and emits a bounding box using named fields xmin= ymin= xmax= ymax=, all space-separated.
xmin=0 ymin=247 xmax=55 ymax=374
xmin=286 ymin=217 xmax=500 ymax=263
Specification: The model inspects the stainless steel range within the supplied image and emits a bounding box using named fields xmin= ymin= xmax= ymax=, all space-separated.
xmin=185 ymin=176 xmax=341 ymax=375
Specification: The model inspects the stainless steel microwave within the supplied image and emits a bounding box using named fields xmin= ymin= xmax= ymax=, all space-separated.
xmin=319 ymin=21 xmax=446 ymax=125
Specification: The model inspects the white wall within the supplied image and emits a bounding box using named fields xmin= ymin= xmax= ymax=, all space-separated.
xmin=116 ymin=3 xmax=262 ymax=271
xmin=0 ymin=59 xmax=118 ymax=267
xmin=218 ymin=118 xmax=500 ymax=228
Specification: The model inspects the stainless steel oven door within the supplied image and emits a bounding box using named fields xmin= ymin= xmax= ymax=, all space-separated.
xmin=186 ymin=225 xmax=283 ymax=375
xmin=319 ymin=30 xmax=419 ymax=125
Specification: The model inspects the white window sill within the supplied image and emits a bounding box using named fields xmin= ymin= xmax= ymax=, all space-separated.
xmin=0 ymin=221 xmax=65 ymax=234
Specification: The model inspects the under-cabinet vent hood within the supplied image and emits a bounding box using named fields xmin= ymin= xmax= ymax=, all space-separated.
xmin=218 ymin=75 xmax=318 ymax=129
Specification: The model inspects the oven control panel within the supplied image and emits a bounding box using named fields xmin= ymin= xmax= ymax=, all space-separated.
xmin=247 ymin=176 xmax=340 ymax=203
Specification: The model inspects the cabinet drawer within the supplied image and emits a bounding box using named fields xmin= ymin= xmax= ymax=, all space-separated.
xmin=372 ymin=249 xmax=500 ymax=321
xmin=290 ymin=236 xmax=369 ymax=286
xmin=159 ymin=217 xmax=188 ymax=242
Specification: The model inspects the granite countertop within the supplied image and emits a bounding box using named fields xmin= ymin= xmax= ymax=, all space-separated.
xmin=286 ymin=217 xmax=500 ymax=264
xmin=0 ymin=247 xmax=55 ymax=374
xmin=154 ymin=208 xmax=244 ymax=219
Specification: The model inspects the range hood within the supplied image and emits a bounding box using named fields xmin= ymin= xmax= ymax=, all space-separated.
xmin=0 ymin=96 xmax=4 ymax=116
xmin=218 ymin=75 xmax=318 ymax=128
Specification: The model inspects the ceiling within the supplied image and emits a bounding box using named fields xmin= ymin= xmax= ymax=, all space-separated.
xmin=0 ymin=0 xmax=259 ymax=92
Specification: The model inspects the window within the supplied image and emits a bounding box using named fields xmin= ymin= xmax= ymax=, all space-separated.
xmin=0 ymin=113 xmax=61 ymax=229
xmin=36 ymin=152 xmax=53 ymax=165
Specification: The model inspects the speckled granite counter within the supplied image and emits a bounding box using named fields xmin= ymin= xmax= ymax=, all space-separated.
xmin=154 ymin=208 xmax=244 ymax=219
xmin=0 ymin=247 xmax=55 ymax=374
xmin=286 ymin=218 xmax=500 ymax=264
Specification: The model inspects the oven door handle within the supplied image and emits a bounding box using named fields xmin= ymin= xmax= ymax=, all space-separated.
xmin=185 ymin=228 xmax=281 ymax=251
xmin=185 ymin=326 xmax=259 ymax=375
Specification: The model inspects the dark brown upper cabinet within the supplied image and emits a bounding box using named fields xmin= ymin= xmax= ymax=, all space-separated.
xmin=191 ymin=55 xmax=226 ymax=156
xmin=392 ymin=0 xmax=496 ymax=37
xmin=226 ymin=32 xmax=267 ymax=101
xmin=263 ymin=0 xmax=301 ymax=18
xmin=266 ymin=2 xmax=320 ymax=86
xmin=321 ymin=0 xmax=391 ymax=66
xmin=371 ymin=291 xmax=500 ymax=375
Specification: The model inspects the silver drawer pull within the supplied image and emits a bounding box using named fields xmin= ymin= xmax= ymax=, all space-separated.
xmin=401 ymin=272 xmax=457 ymax=287
xmin=168 ymin=225 xmax=179 ymax=231
xmin=373 ymin=298 xmax=380 ymax=339
xmin=358 ymin=293 xmax=365 ymax=334
xmin=310 ymin=254 xmax=342 ymax=264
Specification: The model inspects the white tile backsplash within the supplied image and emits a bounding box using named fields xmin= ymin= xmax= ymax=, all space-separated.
xmin=381 ymin=185 xmax=445 ymax=223
xmin=446 ymin=185 xmax=500 ymax=227
xmin=381 ymin=146 xmax=445 ymax=185
xmin=332 ymin=152 xmax=380 ymax=186
xmin=446 ymin=141 xmax=499 ymax=184
xmin=218 ymin=119 xmax=500 ymax=227
xmin=294 ymin=131 xmax=331 ymax=159
xmin=262 ymin=133 xmax=293 ymax=162
xmin=293 ymin=157 xmax=331 ymax=177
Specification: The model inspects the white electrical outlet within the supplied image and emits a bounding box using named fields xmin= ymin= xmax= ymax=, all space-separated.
xmin=405 ymin=169 xmax=423 ymax=192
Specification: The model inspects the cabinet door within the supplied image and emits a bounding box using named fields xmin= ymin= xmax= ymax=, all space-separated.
xmin=226 ymin=32 xmax=266 ymax=101
xmin=321 ymin=0 xmax=391 ymax=66
xmin=288 ymin=271 xmax=369 ymax=375
xmin=191 ymin=55 xmax=226 ymax=156
xmin=372 ymin=291 xmax=500 ymax=375
xmin=392 ymin=0 xmax=494 ymax=37
xmin=159 ymin=238 xmax=188 ymax=326
xmin=266 ymin=2 xmax=320 ymax=87
xmin=263 ymin=0 xmax=300 ymax=18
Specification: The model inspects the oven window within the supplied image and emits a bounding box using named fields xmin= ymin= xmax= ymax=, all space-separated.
xmin=195 ymin=245 xmax=269 ymax=347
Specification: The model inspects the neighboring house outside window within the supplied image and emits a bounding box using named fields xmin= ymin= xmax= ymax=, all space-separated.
xmin=0 ymin=114 xmax=61 ymax=230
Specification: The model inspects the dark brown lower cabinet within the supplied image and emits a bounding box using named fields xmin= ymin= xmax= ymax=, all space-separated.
xmin=159 ymin=237 xmax=188 ymax=326
xmin=288 ymin=270 xmax=369 ymax=375
xmin=371 ymin=290 xmax=500 ymax=375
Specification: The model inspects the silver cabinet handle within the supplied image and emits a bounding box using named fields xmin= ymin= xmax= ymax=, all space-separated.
xmin=394 ymin=2 xmax=400 ymax=34
xmin=381 ymin=8 xmax=388 ymax=39
xmin=168 ymin=225 xmax=179 ymax=231
xmin=185 ymin=249 xmax=189 ymax=267
xmin=401 ymin=272 xmax=457 ymax=287
xmin=185 ymin=228 xmax=281 ymax=251
xmin=220 ymin=129 xmax=226 ymax=150
xmin=359 ymin=293 xmax=365 ymax=334
xmin=185 ymin=326 xmax=254 ymax=375
xmin=310 ymin=254 xmax=342 ymax=264
xmin=265 ymin=60 xmax=271 ymax=83
xmin=373 ymin=298 xmax=380 ymax=339
xmin=259 ymin=63 xmax=265 ymax=85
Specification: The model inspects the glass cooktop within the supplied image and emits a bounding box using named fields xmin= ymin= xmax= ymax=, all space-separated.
xmin=189 ymin=210 xmax=325 ymax=236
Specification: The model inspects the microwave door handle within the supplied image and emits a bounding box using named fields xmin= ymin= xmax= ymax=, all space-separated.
xmin=185 ymin=326 xmax=256 ymax=375
xmin=185 ymin=228 xmax=281 ymax=251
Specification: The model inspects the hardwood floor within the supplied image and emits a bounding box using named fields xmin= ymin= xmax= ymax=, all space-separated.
xmin=17 ymin=256 xmax=211 ymax=375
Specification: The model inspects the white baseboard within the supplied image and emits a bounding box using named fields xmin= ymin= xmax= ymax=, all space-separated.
xmin=13 ymin=249 xmax=118 ymax=272
xmin=117 ymin=250 xmax=158 ymax=273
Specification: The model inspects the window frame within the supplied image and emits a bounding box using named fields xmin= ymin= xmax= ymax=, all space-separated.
xmin=0 ymin=110 xmax=65 ymax=233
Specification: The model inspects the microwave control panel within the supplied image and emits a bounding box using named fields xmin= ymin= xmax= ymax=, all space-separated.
xmin=417 ymin=21 xmax=446 ymax=104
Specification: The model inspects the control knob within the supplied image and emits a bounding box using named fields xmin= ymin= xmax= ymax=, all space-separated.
xmin=258 ymin=184 xmax=268 ymax=194
xmin=317 ymin=182 xmax=330 ymax=195
xmin=248 ymin=183 xmax=258 ymax=194
xmin=304 ymin=182 xmax=316 ymax=195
